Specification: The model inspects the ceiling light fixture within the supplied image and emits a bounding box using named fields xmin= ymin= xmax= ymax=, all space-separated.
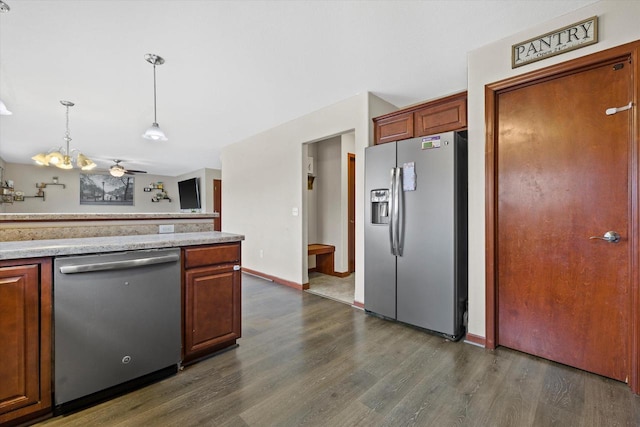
xmin=110 ymin=165 xmax=126 ymax=177
xmin=0 ymin=99 xmax=12 ymax=115
xmin=31 ymin=100 xmax=97 ymax=171
xmin=0 ymin=4 xmax=12 ymax=114
xmin=142 ymin=53 xmax=168 ymax=141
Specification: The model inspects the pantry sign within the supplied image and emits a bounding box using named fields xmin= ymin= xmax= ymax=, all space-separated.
xmin=512 ymin=16 xmax=598 ymax=68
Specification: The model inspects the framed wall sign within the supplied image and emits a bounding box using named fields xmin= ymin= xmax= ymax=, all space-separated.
xmin=80 ymin=173 xmax=134 ymax=206
xmin=512 ymin=16 xmax=598 ymax=68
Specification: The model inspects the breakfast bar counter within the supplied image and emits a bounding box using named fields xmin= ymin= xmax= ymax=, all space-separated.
xmin=0 ymin=231 xmax=243 ymax=260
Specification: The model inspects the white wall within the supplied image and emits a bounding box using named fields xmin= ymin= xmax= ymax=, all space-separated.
xmin=466 ymin=0 xmax=640 ymax=338
xmin=0 ymin=156 xmax=6 ymax=213
xmin=2 ymin=162 xmax=180 ymax=213
xmin=1 ymin=162 xmax=221 ymax=214
xmin=176 ymin=167 xmax=222 ymax=214
xmin=222 ymin=92 xmax=396 ymax=298
xmin=315 ymin=136 xmax=342 ymax=268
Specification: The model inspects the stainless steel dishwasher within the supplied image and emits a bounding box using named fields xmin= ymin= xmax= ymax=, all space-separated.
xmin=53 ymin=248 xmax=181 ymax=411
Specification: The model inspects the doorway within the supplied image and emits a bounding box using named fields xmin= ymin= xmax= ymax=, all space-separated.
xmin=305 ymin=132 xmax=356 ymax=304
xmin=213 ymin=179 xmax=221 ymax=232
xmin=348 ymin=153 xmax=356 ymax=273
xmin=485 ymin=42 xmax=639 ymax=387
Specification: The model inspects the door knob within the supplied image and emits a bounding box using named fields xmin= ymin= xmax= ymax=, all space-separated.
xmin=589 ymin=231 xmax=621 ymax=243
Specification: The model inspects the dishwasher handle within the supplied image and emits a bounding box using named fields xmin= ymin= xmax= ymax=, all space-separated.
xmin=59 ymin=253 xmax=180 ymax=274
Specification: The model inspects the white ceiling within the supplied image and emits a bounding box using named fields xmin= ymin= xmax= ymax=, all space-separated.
xmin=0 ymin=0 xmax=598 ymax=176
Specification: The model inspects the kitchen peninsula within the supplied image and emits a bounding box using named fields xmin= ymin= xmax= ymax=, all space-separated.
xmin=0 ymin=213 xmax=243 ymax=426
xmin=0 ymin=212 xmax=221 ymax=241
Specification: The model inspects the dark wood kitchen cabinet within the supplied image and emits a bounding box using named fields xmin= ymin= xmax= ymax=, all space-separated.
xmin=0 ymin=258 xmax=52 ymax=426
xmin=182 ymin=243 xmax=241 ymax=364
xmin=374 ymin=91 xmax=467 ymax=145
xmin=374 ymin=111 xmax=414 ymax=145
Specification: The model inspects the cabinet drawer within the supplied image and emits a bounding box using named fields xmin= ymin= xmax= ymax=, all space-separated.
xmin=183 ymin=243 xmax=240 ymax=269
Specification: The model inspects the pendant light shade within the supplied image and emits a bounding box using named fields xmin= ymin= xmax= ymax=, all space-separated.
xmin=77 ymin=153 xmax=97 ymax=170
xmin=32 ymin=153 xmax=49 ymax=166
xmin=0 ymin=99 xmax=12 ymax=115
xmin=142 ymin=53 xmax=167 ymax=141
xmin=47 ymin=151 xmax=64 ymax=165
xmin=142 ymin=122 xmax=168 ymax=141
xmin=58 ymin=156 xmax=74 ymax=170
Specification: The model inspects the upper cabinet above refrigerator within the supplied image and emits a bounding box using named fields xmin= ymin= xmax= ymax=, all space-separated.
xmin=373 ymin=92 xmax=467 ymax=145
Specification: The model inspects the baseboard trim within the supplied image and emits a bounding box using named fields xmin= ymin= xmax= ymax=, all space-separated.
xmin=242 ymin=267 xmax=308 ymax=290
xmin=331 ymin=271 xmax=351 ymax=278
xmin=307 ymin=269 xmax=351 ymax=278
xmin=352 ymin=300 xmax=365 ymax=309
xmin=464 ymin=333 xmax=486 ymax=347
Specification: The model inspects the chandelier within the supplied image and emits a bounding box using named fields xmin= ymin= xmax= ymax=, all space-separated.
xmin=32 ymin=100 xmax=96 ymax=170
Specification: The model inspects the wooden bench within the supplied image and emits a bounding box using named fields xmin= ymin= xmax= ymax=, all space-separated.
xmin=308 ymin=244 xmax=335 ymax=275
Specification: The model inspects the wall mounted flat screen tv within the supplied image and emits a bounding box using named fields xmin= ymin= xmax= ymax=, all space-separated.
xmin=177 ymin=177 xmax=201 ymax=210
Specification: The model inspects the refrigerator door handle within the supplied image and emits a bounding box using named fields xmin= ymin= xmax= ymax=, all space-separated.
xmin=393 ymin=167 xmax=402 ymax=256
xmin=389 ymin=167 xmax=397 ymax=255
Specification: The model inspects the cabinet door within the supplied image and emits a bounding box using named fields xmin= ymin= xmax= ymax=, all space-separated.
xmin=184 ymin=264 xmax=241 ymax=362
xmin=374 ymin=112 xmax=414 ymax=145
xmin=0 ymin=260 xmax=52 ymax=425
xmin=414 ymin=96 xmax=467 ymax=137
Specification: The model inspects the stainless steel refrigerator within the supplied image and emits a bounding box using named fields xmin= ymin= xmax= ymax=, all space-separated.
xmin=364 ymin=131 xmax=467 ymax=340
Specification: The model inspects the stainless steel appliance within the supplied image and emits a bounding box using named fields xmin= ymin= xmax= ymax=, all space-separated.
xmin=53 ymin=248 xmax=181 ymax=410
xmin=364 ymin=131 xmax=467 ymax=340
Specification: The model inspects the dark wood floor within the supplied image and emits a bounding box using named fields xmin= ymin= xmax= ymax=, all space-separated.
xmin=38 ymin=273 xmax=640 ymax=426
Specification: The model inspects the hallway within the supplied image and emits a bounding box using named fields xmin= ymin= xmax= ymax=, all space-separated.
xmin=306 ymin=271 xmax=355 ymax=305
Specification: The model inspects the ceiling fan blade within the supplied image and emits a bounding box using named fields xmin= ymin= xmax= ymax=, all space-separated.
xmin=125 ymin=169 xmax=147 ymax=174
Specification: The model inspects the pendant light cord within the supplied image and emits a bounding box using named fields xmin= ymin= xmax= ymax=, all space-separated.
xmin=64 ymin=104 xmax=71 ymax=153
xmin=153 ymin=63 xmax=157 ymax=124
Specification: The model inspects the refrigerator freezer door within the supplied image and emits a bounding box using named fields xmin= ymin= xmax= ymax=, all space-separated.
xmin=396 ymin=133 xmax=458 ymax=335
xmin=364 ymin=142 xmax=397 ymax=319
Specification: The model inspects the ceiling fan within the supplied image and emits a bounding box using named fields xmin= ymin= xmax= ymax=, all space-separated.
xmin=109 ymin=160 xmax=147 ymax=177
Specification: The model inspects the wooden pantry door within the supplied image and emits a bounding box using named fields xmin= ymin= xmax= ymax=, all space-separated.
xmin=489 ymin=49 xmax=635 ymax=382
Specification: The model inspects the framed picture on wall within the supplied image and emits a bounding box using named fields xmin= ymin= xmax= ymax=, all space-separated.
xmin=80 ymin=173 xmax=134 ymax=206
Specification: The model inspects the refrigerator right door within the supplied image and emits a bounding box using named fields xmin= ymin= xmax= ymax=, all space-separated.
xmin=396 ymin=132 xmax=466 ymax=337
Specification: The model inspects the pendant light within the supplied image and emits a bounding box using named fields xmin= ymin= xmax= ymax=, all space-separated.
xmin=0 ymin=3 xmax=11 ymax=115
xmin=0 ymin=99 xmax=12 ymax=115
xmin=142 ymin=53 xmax=168 ymax=141
xmin=0 ymin=4 xmax=13 ymax=116
xmin=31 ymin=100 xmax=96 ymax=170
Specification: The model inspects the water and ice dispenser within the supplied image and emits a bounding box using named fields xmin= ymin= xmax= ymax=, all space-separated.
xmin=370 ymin=189 xmax=390 ymax=224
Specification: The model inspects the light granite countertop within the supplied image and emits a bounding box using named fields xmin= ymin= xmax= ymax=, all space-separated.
xmin=0 ymin=232 xmax=244 ymax=260
xmin=0 ymin=213 xmax=219 ymax=222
